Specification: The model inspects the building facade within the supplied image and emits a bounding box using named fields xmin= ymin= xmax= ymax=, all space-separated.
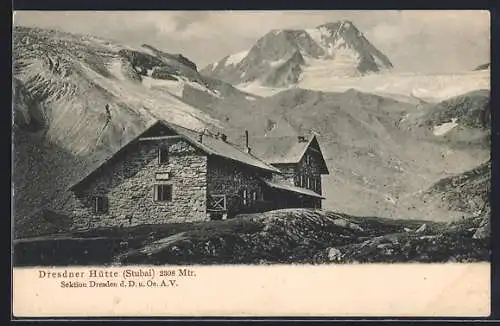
xmin=66 ymin=120 xmax=329 ymax=229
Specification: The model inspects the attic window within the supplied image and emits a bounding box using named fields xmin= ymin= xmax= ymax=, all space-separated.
xmin=158 ymin=147 xmax=169 ymax=164
xmin=92 ymin=196 xmax=108 ymax=214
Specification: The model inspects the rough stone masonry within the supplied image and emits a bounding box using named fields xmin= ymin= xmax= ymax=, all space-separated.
xmin=64 ymin=138 xmax=208 ymax=229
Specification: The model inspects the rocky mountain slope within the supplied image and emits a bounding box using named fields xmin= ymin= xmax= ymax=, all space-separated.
xmin=398 ymin=89 xmax=491 ymax=149
xmin=196 ymin=87 xmax=489 ymax=220
xmin=421 ymin=160 xmax=491 ymax=215
xmin=201 ymin=20 xmax=393 ymax=87
xmin=393 ymin=160 xmax=491 ymax=238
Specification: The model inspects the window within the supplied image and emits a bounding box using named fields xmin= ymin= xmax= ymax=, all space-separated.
xmin=158 ymin=147 xmax=169 ymax=164
xmin=252 ymin=191 xmax=257 ymax=202
xmin=307 ymin=176 xmax=311 ymax=189
xmin=92 ymin=196 xmax=108 ymax=214
xmin=242 ymin=189 xmax=248 ymax=206
xmin=300 ymin=174 xmax=304 ymax=187
xmin=154 ymin=184 xmax=172 ymax=201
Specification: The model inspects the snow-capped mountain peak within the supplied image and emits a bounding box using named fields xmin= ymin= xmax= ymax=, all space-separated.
xmin=201 ymin=20 xmax=393 ymax=87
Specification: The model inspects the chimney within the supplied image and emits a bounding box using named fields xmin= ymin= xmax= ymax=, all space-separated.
xmin=245 ymin=130 xmax=251 ymax=153
xmin=220 ymin=133 xmax=227 ymax=142
xmin=198 ymin=132 xmax=203 ymax=143
xmin=298 ymin=135 xmax=307 ymax=143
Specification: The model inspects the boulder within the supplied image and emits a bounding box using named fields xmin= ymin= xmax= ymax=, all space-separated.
xmin=327 ymin=247 xmax=343 ymax=261
xmin=473 ymin=218 xmax=490 ymax=239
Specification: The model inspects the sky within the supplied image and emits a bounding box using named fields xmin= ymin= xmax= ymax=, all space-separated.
xmin=13 ymin=10 xmax=490 ymax=73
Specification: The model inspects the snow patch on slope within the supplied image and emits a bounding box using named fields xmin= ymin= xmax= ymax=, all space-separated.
xmin=268 ymin=58 xmax=287 ymax=67
xmin=225 ymin=50 xmax=249 ymax=66
xmin=433 ymin=118 xmax=459 ymax=136
xmin=77 ymin=61 xmax=221 ymax=131
xmin=142 ymin=76 xmax=185 ymax=97
xmin=236 ymin=82 xmax=288 ymax=97
xmin=185 ymin=79 xmax=222 ymax=98
xmin=108 ymin=60 xmax=126 ymax=81
xmin=306 ymin=28 xmax=324 ymax=48
xmin=142 ymin=75 xmax=221 ymax=99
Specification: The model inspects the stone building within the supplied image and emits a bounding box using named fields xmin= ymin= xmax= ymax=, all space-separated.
xmin=67 ymin=120 xmax=329 ymax=229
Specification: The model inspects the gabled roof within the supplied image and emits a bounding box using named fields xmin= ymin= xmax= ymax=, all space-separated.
xmin=259 ymin=178 xmax=325 ymax=199
xmin=69 ymin=120 xmax=280 ymax=191
xmin=160 ymin=121 xmax=281 ymax=174
xmin=249 ymin=135 xmax=329 ymax=174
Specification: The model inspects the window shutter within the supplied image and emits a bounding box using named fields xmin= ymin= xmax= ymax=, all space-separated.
xmin=102 ymin=196 xmax=108 ymax=213
xmin=92 ymin=196 xmax=108 ymax=214
xmin=166 ymin=185 xmax=172 ymax=201
xmin=154 ymin=185 xmax=159 ymax=201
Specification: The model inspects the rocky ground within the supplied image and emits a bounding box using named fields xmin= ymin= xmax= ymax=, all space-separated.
xmin=13 ymin=208 xmax=489 ymax=266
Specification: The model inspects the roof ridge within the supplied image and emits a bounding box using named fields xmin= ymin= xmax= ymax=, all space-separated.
xmin=69 ymin=120 xmax=282 ymax=191
xmin=159 ymin=120 xmax=281 ymax=173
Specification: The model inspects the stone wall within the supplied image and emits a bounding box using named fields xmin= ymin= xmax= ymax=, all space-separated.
xmin=207 ymin=156 xmax=270 ymax=217
xmin=64 ymin=138 xmax=208 ymax=230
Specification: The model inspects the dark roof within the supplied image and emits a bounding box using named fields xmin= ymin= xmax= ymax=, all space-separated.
xmin=249 ymin=135 xmax=329 ymax=174
xmin=259 ymin=178 xmax=325 ymax=199
xmin=69 ymin=120 xmax=280 ymax=190
xmin=160 ymin=121 xmax=281 ymax=173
